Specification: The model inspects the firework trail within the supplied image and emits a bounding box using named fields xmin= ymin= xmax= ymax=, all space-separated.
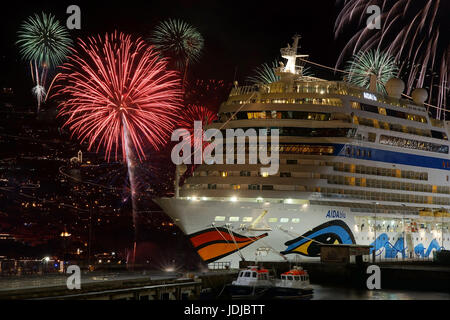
xmin=149 ymin=19 xmax=204 ymax=85
xmin=55 ymin=32 xmax=183 ymax=266
xmin=344 ymin=49 xmax=399 ymax=93
xmin=17 ymin=12 xmax=72 ymax=111
xmin=335 ymin=0 xmax=449 ymax=117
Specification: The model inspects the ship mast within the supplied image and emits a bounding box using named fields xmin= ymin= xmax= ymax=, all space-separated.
xmin=276 ymin=35 xmax=309 ymax=82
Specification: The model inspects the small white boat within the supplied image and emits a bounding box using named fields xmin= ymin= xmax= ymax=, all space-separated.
xmin=226 ymin=266 xmax=274 ymax=299
xmin=273 ymin=266 xmax=313 ymax=298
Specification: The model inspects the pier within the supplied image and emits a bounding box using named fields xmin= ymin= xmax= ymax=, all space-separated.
xmin=0 ymin=271 xmax=202 ymax=300
xmin=240 ymin=260 xmax=450 ymax=292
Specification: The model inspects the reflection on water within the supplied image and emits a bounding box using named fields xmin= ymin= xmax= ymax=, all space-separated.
xmin=311 ymin=284 xmax=450 ymax=300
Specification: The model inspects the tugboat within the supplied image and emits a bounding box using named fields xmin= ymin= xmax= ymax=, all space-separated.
xmin=272 ymin=266 xmax=313 ymax=299
xmin=226 ymin=266 xmax=274 ymax=299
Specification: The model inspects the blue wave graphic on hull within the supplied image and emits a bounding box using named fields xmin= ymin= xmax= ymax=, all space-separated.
xmin=369 ymin=233 xmax=444 ymax=258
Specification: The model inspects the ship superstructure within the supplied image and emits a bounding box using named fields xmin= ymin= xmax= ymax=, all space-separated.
xmin=156 ymin=36 xmax=450 ymax=268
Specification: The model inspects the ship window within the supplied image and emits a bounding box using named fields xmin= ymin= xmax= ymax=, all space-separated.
xmin=287 ymin=276 xmax=293 ymax=281
xmin=268 ymin=218 xmax=278 ymax=223
xmin=243 ymin=217 xmax=253 ymax=222
xmin=361 ymin=103 xmax=379 ymax=114
xmin=292 ymin=218 xmax=300 ymax=223
xmin=244 ymin=272 xmax=251 ymax=277
xmin=294 ymin=276 xmax=300 ymax=281
xmin=229 ymin=217 xmax=239 ymax=222
xmin=215 ymin=216 xmax=226 ymax=222
xmin=262 ymin=185 xmax=274 ymax=190
xmin=379 ymin=135 xmax=449 ymax=154
xmin=280 ymin=218 xmax=289 ymax=223
xmin=351 ymin=102 xmax=360 ymax=109
xmin=287 ymin=160 xmax=298 ymax=164
xmin=431 ymin=130 xmax=448 ymax=140
xmin=252 ymin=272 xmax=257 ymax=278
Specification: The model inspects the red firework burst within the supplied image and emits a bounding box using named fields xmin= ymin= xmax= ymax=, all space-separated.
xmin=55 ymin=31 xmax=183 ymax=161
xmin=177 ymin=104 xmax=218 ymax=129
xmin=176 ymin=104 xmax=218 ymax=144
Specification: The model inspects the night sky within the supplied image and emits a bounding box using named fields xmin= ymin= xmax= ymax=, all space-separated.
xmin=0 ymin=0 xmax=346 ymax=105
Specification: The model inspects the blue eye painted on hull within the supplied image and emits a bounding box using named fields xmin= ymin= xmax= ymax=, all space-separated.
xmin=281 ymin=220 xmax=355 ymax=257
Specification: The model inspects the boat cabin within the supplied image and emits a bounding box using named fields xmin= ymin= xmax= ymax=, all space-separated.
xmin=233 ymin=266 xmax=272 ymax=287
xmin=281 ymin=269 xmax=309 ymax=282
xmin=278 ymin=267 xmax=311 ymax=289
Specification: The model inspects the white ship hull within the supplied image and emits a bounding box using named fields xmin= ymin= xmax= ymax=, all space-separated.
xmin=155 ymin=36 xmax=450 ymax=269
xmin=156 ymin=198 xmax=448 ymax=268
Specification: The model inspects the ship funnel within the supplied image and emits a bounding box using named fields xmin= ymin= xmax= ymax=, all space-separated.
xmin=411 ymin=88 xmax=428 ymax=105
xmin=385 ymin=78 xmax=405 ymax=99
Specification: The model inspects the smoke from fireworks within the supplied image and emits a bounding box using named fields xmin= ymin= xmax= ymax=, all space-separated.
xmin=149 ymin=18 xmax=204 ymax=82
xmin=344 ymin=49 xmax=399 ymax=94
xmin=335 ymin=0 xmax=449 ymax=115
xmin=17 ymin=12 xmax=72 ymax=111
xmin=55 ymin=31 xmax=183 ymax=162
xmin=32 ymin=84 xmax=46 ymax=107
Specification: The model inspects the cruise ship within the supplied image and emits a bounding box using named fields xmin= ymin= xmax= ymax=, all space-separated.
xmin=156 ymin=36 xmax=450 ymax=269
